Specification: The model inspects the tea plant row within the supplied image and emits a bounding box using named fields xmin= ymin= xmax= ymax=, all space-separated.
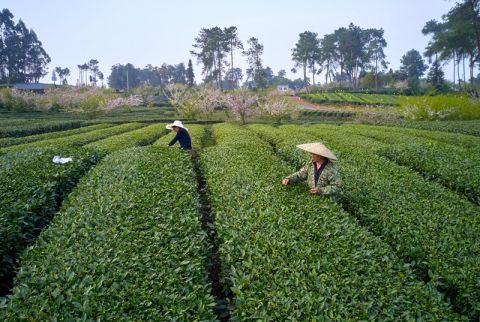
xmin=1 ymin=147 xmax=216 ymax=320
xmin=249 ymin=124 xmax=479 ymax=318
xmin=0 ymin=147 xmax=99 ymax=293
xmin=200 ymin=123 xmax=459 ymax=320
xmin=300 ymin=93 xmax=399 ymax=106
xmin=0 ymin=120 xmax=83 ymax=138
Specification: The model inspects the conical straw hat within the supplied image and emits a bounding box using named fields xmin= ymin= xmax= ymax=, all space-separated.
xmin=296 ymin=142 xmax=338 ymax=160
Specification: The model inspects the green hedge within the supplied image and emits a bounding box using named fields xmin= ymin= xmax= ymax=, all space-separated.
xmin=0 ymin=124 xmax=113 ymax=148
xmin=250 ymin=123 xmax=479 ymax=319
xmin=0 ymin=147 xmax=216 ymax=320
xmin=0 ymin=147 xmax=99 ymax=293
xmin=338 ymin=125 xmax=480 ymax=204
xmin=300 ymin=93 xmax=399 ymax=107
xmin=0 ymin=120 xmax=82 ymax=138
xmin=85 ymin=123 xmax=167 ymax=155
xmin=200 ymin=123 xmax=459 ymax=320
xmin=385 ymin=120 xmax=480 ymax=137
xmin=341 ymin=124 xmax=480 ymax=150
xmin=0 ymin=123 xmax=145 ymax=154
xmin=379 ymin=142 xmax=480 ymax=204
xmin=300 ymin=110 xmax=355 ymax=120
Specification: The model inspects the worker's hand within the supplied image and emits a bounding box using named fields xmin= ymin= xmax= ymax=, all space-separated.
xmin=282 ymin=178 xmax=289 ymax=186
xmin=310 ymin=187 xmax=319 ymax=195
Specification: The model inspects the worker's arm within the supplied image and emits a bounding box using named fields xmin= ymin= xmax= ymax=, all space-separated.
xmin=283 ymin=163 xmax=309 ymax=185
xmin=168 ymin=132 xmax=180 ymax=146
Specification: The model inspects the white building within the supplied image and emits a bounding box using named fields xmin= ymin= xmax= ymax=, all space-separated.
xmin=277 ymin=85 xmax=290 ymax=94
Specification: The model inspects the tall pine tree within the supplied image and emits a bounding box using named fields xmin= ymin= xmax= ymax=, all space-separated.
xmin=186 ymin=59 xmax=195 ymax=86
xmin=426 ymin=59 xmax=446 ymax=92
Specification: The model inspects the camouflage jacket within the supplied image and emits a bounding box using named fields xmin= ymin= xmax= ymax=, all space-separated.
xmin=285 ymin=161 xmax=341 ymax=198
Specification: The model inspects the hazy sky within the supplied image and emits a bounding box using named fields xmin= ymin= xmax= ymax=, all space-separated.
xmin=3 ymin=0 xmax=456 ymax=85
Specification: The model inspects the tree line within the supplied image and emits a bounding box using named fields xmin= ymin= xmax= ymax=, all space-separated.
xmin=0 ymin=9 xmax=50 ymax=84
xmin=107 ymin=61 xmax=195 ymax=90
xmin=291 ymin=24 xmax=388 ymax=89
xmin=2 ymin=1 xmax=478 ymax=93
xmin=422 ymin=0 xmax=480 ymax=90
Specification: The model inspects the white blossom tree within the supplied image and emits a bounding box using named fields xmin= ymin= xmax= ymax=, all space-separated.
xmin=224 ymin=88 xmax=258 ymax=124
xmin=260 ymin=91 xmax=297 ymax=123
xmin=164 ymin=84 xmax=224 ymax=119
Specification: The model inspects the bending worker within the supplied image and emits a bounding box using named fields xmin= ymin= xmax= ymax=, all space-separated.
xmin=166 ymin=120 xmax=192 ymax=151
xmin=282 ymin=142 xmax=341 ymax=198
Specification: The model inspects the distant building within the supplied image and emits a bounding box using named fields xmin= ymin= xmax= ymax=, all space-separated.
xmin=13 ymin=83 xmax=55 ymax=94
xmin=277 ymin=85 xmax=290 ymax=94
xmin=146 ymin=95 xmax=170 ymax=107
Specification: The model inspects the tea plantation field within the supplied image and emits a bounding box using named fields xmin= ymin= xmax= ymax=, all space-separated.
xmin=0 ymin=118 xmax=479 ymax=320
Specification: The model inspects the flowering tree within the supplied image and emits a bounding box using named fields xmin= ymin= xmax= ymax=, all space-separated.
xmin=0 ymin=86 xmax=143 ymax=117
xmin=164 ymin=84 xmax=222 ymax=119
xmin=106 ymin=95 xmax=143 ymax=111
xmin=224 ymin=88 xmax=258 ymax=124
xmin=164 ymin=84 xmax=202 ymax=119
xmin=260 ymin=91 xmax=298 ymax=123
xmin=196 ymin=85 xmax=223 ymax=117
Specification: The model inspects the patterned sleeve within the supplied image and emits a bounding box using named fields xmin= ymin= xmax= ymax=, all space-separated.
xmin=284 ymin=163 xmax=309 ymax=183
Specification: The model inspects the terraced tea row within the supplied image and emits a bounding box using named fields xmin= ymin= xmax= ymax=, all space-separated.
xmin=200 ymin=123 xmax=459 ymax=320
xmin=334 ymin=126 xmax=480 ymax=204
xmin=85 ymin=123 xmax=167 ymax=155
xmin=0 ymin=124 xmax=114 ymax=148
xmin=0 ymin=120 xmax=83 ymax=138
xmin=314 ymin=124 xmax=480 ymax=204
xmin=1 ymin=121 xmax=476 ymax=319
xmin=0 ymin=123 xmax=145 ymax=154
xmin=0 ymin=147 xmax=99 ymax=295
xmin=300 ymin=92 xmax=399 ymax=106
xmin=249 ymin=124 xmax=480 ymax=318
xmin=0 ymin=147 xmax=216 ymax=320
xmin=341 ymin=124 xmax=480 ymax=150
xmin=393 ymin=120 xmax=480 ymax=137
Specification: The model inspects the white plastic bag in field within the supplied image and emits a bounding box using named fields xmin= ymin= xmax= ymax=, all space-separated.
xmin=52 ymin=156 xmax=73 ymax=164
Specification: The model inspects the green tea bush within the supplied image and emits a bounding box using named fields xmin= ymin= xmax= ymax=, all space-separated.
xmin=342 ymin=124 xmax=480 ymax=150
xmin=0 ymin=123 xmax=145 ymax=154
xmin=0 ymin=147 xmax=216 ymax=320
xmin=300 ymin=92 xmax=399 ymax=106
xmin=200 ymin=123 xmax=460 ymax=320
xmin=380 ymin=142 xmax=480 ymax=204
xmin=335 ymin=125 xmax=480 ymax=203
xmin=250 ymin=124 xmax=479 ymax=318
xmin=393 ymin=120 xmax=480 ymax=137
xmin=0 ymin=120 xmax=82 ymax=138
xmin=0 ymin=147 xmax=99 ymax=292
xmin=0 ymin=124 xmax=113 ymax=148
xmin=85 ymin=123 xmax=167 ymax=155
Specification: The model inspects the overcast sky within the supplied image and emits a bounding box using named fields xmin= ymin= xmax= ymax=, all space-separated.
xmin=3 ymin=0 xmax=457 ymax=85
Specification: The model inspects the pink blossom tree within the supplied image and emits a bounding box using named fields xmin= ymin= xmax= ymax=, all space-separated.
xmin=223 ymin=89 xmax=258 ymax=124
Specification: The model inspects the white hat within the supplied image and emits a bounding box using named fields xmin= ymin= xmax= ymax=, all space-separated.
xmin=296 ymin=142 xmax=338 ymax=160
xmin=166 ymin=120 xmax=185 ymax=130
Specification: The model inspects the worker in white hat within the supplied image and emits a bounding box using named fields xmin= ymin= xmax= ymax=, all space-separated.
xmin=282 ymin=142 xmax=341 ymax=198
xmin=166 ymin=120 xmax=192 ymax=151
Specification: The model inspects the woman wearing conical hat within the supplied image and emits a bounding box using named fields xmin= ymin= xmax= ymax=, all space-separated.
xmin=282 ymin=143 xmax=341 ymax=199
